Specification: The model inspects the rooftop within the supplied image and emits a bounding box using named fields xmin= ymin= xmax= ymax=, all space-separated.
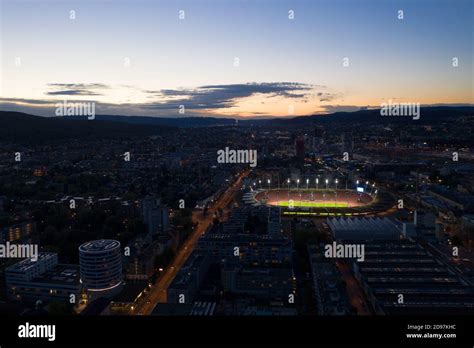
xmin=79 ymin=239 xmax=121 ymax=253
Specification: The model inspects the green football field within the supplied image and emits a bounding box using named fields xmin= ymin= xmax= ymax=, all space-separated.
xmin=276 ymin=201 xmax=349 ymax=208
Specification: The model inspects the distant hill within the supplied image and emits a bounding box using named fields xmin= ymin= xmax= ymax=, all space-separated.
xmin=94 ymin=106 xmax=474 ymax=127
xmin=1 ymin=106 xmax=472 ymax=144
xmin=263 ymin=106 xmax=474 ymax=127
xmin=95 ymin=114 xmax=237 ymax=127
xmin=312 ymin=106 xmax=470 ymax=122
xmin=0 ymin=111 xmax=176 ymax=144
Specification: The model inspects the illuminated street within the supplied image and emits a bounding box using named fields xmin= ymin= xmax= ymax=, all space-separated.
xmin=132 ymin=169 xmax=249 ymax=315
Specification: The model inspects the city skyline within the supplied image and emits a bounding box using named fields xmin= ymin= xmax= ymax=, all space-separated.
xmin=1 ymin=0 xmax=472 ymax=117
xmin=1 ymin=0 xmax=474 ymax=342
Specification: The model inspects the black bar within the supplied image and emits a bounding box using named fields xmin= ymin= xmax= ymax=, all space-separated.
xmin=0 ymin=315 xmax=472 ymax=346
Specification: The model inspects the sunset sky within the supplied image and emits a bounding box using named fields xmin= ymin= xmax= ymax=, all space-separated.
xmin=0 ymin=0 xmax=472 ymax=118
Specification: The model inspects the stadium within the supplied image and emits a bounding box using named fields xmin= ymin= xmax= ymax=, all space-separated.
xmin=243 ymin=188 xmax=395 ymax=217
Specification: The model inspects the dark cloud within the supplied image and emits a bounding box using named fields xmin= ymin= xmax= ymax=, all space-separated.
xmin=0 ymin=98 xmax=54 ymax=105
xmin=47 ymin=90 xmax=102 ymax=96
xmin=145 ymin=82 xmax=318 ymax=110
xmin=46 ymin=83 xmax=109 ymax=96
xmin=1 ymin=82 xmax=339 ymax=117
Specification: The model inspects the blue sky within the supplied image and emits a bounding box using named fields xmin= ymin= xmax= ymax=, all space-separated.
xmin=0 ymin=0 xmax=472 ymax=117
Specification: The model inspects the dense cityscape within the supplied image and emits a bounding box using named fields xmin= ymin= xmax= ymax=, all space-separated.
xmin=1 ymin=107 xmax=473 ymax=318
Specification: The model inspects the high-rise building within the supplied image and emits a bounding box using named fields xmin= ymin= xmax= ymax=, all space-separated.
xmin=295 ymin=137 xmax=305 ymax=159
xmin=79 ymin=240 xmax=123 ymax=300
xmin=142 ymin=196 xmax=170 ymax=236
xmin=267 ymin=207 xmax=282 ymax=236
xmin=313 ymin=126 xmax=325 ymax=152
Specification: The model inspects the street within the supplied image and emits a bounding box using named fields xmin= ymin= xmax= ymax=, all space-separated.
xmin=132 ymin=169 xmax=249 ymax=315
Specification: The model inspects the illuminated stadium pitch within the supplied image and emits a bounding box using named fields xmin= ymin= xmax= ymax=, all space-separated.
xmin=276 ymin=201 xmax=349 ymax=208
xmin=255 ymin=189 xmax=373 ymax=209
xmin=248 ymin=188 xmax=390 ymax=216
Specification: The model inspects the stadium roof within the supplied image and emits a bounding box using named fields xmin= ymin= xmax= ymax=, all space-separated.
xmin=327 ymin=217 xmax=402 ymax=240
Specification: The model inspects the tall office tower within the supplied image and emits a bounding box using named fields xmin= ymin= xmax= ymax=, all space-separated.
xmin=142 ymin=195 xmax=170 ymax=236
xmin=267 ymin=207 xmax=282 ymax=236
xmin=313 ymin=126 xmax=325 ymax=151
xmin=295 ymin=136 xmax=305 ymax=160
xmin=79 ymin=239 xmax=123 ymax=300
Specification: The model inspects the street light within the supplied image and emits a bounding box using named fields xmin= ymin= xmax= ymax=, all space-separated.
xmin=325 ymin=179 xmax=328 ymax=190
xmin=297 ymin=179 xmax=300 ymax=189
xmin=306 ymin=178 xmax=309 ymax=189
xmin=335 ymin=178 xmax=338 ymax=190
xmin=287 ymin=178 xmax=290 ymax=190
xmin=267 ymin=179 xmax=271 ymax=189
xmin=316 ymin=178 xmax=319 ymax=190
